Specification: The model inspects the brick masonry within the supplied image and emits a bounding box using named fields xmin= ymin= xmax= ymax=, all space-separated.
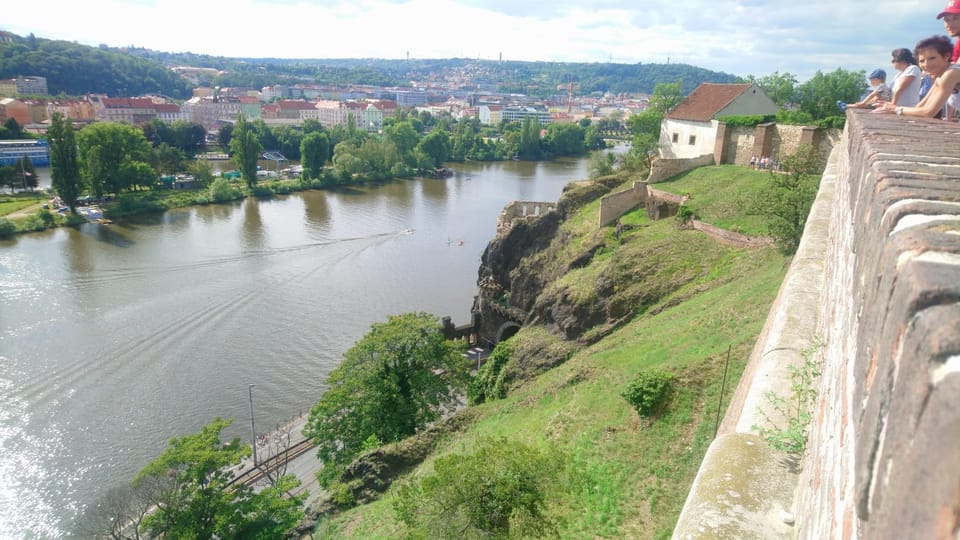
xmin=674 ymin=111 xmax=960 ymax=538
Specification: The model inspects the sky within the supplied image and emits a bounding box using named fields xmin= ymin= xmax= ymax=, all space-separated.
xmin=4 ymin=0 xmax=953 ymax=82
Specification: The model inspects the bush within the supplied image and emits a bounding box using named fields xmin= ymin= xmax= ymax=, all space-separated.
xmin=393 ymin=437 xmax=562 ymax=539
xmin=467 ymin=341 xmax=512 ymax=405
xmin=208 ymin=178 xmax=243 ymax=203
xmin=776 ymin=109 xmax=815 ymax=125
xmin=0 ymin=218 xmax=15 ymax=238
xmin=715 ymin=114 xmax=775 ymax=127
xmin=36 ymin=208 xmax=55 ymax=227
xmin=814 ymin=115 xmax=846 ymax=130
xmin=621 ymin=369 xmax=675 ymax=418
xmin=250 ymin=185 xmax=273 ymax=198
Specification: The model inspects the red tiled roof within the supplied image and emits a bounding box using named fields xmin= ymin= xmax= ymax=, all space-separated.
xmin=664 ymin=83 xmax=753 ymax=122
xmin=237 ymin=96 xmax=261 ymax=104
xmin=277 ymin=100 xmax=316 ymax=110
xmin=153 ymin=103 xmax=180 ymax=113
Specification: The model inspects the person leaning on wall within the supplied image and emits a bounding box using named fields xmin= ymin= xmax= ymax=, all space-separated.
xmin=873 ymin=35 xmax=960 ymax=119
xmin=889 ymin=48 xmax=923 ymax=106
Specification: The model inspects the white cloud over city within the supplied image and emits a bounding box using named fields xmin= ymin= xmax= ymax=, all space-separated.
xmin=6 ymin=0 xmax=951 ymax=81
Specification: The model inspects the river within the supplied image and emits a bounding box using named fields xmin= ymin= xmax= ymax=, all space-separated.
xmin=0 ymin=156 xmax=591 ymax=537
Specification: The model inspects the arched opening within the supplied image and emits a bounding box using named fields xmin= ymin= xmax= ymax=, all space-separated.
xmin=495 ymin=322 xmax=521 ymax=344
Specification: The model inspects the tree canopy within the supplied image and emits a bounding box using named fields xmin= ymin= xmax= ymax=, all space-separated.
xmin=303 ymin=312 xmax=467 ymax=481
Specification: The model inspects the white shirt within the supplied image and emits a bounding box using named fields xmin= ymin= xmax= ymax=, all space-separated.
xmin=892 ymin=64 xmax=922 ymax=107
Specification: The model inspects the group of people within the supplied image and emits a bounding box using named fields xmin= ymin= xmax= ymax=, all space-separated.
xmin=749 ymin=155 xmax=778 ymax=170
xmin=839 ymin=0 xmax=960 ymax=120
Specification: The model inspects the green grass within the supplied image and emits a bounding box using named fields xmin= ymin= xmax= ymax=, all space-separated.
xmin=653 ymin=164 xmax=773 ymax=235
xmin=318 ymin=180 xmax=790 ymax=538
xmin=0 ymin=193 xmax=46 ymax=216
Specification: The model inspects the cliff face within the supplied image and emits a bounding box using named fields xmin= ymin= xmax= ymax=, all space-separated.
xmin=474 ymin=178 xmax=621 ymax=344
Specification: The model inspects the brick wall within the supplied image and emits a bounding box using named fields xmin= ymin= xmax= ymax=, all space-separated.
xmin=674 ymin=111 xmax=960 ymax=539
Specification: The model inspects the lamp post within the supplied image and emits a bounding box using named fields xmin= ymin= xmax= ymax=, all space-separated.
xmin=248 ymin=384 xmax=258 ymax=467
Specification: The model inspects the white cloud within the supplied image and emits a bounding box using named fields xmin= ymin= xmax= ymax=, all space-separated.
xmin=5 ymin=0 xmax=951 ymax=81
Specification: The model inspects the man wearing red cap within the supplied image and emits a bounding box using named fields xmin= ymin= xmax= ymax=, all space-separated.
xmin=938 ymin=0 xmax=960 ymax=62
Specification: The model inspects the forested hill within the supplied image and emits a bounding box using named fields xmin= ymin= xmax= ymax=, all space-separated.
xmin=0 ymin=33 xmax=193 ymax=98
xmin=123 ymin=52 xmax=740 ymax=97
xmin=0 ymin=30 xmax=738 ymax=98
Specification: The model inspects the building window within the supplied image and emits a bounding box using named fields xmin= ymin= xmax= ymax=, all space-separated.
xmin=672 ymin=133 xmax=679 ymax=143
xmin=689 ymin=135 xmax=696 ymax=145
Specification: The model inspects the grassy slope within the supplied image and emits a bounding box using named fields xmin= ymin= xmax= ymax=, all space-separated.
xmin=653 ymin=164 xmax=773 ymax=236
xmin=318 ymin=167 xmax=790 ymax=539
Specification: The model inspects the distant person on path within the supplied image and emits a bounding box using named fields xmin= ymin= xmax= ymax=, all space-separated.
xmin=937 ymin=0 xmax=960 ymax=62
xmin=890 ymin=48 xmax=923 ymax=106
xmin=837 ymin=69 xmax=891 ymax=111
xmin=874 ymin=35 xmax=960 ymax=119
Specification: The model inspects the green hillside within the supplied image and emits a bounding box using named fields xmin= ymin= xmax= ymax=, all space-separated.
xmin=315 ymin=167 xmax=790 ymax=539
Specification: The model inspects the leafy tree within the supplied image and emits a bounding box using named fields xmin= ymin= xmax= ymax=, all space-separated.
xmin=796 ymin=68 xmax=865 ymax=121
xmin=135 ymin=417 xmax=305 ymax=540
xmin=16 ymin=156 xmax=37 ymax=190
xmin=188 ymin=159 xmax=215 ymax=187
xmin=300 ymin=131 xmax=330 ymax=180
xmin=416 ymin=129 xmax=451 ymax=169
xmin=303 ymin=312 xmax=466 ymax=480
xmin=77 ymin=122 xmax=152 ymax=196
xmin=384 ymin=121 xmax=420 ymax=166
xmin=150 ymin=142 xmax=184 ymax=175
xmin=759 ymin=144 xmax=823 ymax=253
xmin=588 ymin=151 xmax=616 ymax=178
xmin=647 ymin=81 xmax=684 ymax=115
xmin=393 ymin=437 xmax=562 ymax=539
xmin=518 ymin=116 xmax=543 ymax=160
xmin=748 ymin=71 xmax=798 ymax=108
xmin=3 ymin=118 xmax=24 ymax=139
xmin=543 ymin=122 xmax=586 ymax=157
xmin=218 ymin=123 xmax=234 ymax=151
xmin=230 ymin=115 xmax=263 ymax=189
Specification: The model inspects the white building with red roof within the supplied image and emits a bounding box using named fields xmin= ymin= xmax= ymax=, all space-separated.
xmin=659 ymin=83 xmax=776 ymax=159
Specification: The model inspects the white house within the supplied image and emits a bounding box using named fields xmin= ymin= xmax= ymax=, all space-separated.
xmin=659 ymin=83 xmax=777 ymax=159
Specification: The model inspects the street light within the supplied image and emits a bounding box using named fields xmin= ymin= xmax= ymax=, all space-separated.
xmin=248 ymin=384 xmax=258 ymax=467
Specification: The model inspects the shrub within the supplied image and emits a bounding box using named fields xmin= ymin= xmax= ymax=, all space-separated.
xmin=621 ymin=369 xmax=676 ymax=419
xmin=467 ymin=341 xmax=512 ymax=405
xmin=776 ymin=109 xmax=815 ymax=125
xmin=250 ymin=185 xmax=273 ymax=198
xmin=716 ymin=114 xmax=775 ymax=127
xmin=36 ymin=208 xmax=56 ymax=227
xmin=208 ymin=178 xmax=243 ymax=203
xmin=0 ymin=218 xmax=15 ymax=238
xmin=393 ymin=437 xmax=562 ymax=539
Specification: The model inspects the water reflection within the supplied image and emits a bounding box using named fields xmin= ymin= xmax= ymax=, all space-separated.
xmin=301 ymin=191 xmax=330 ymax=235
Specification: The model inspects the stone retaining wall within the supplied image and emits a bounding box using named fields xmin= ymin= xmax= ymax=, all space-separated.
xmin=673 ymin=111 xmax=960 ymax=538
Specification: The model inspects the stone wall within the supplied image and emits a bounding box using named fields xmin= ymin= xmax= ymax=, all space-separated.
xmin=673 ymin=111 xmax=960 ymax=539
xmin=647 ymin=153 xmax=715 ymax=183
xmin=496 ymin=200 xmax=556 ymax=234
xmin=715 ymin=122 xmax=840 ymax=167
xmin=598 ymin=182 xmax=645 ymax=226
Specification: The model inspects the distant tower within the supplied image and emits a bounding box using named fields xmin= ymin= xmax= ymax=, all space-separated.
xmin=406 ymin=51 xmax=409 ymax=61
xmin=499 ymin=52 xmax=502 ymax=64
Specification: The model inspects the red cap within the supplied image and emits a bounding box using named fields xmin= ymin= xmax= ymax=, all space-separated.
xmin=938 ymin=0 xmax=960 ymax=19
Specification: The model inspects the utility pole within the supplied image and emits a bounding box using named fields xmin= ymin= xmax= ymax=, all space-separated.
xmin=248 ymin=384 xmax=258 ymax=467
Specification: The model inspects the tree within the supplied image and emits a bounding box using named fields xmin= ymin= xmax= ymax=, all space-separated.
xmin=393 ymin=437 xmax=562 ymax=539
xmin=135 ymin=417 xmax=304 ymax=539
xmin=77 ymin=122 xmax=152 ymax=196
xmin=759 ymin=144 xmax=823 ymax=253
xmin=16 ymin=156 xmax=38 ymax=190
xmin=647 ymin=81 xmax=684 ymax=115
xmin=230 ymin=115 xmax=263 ymax=189
xmin=543 ymin=122 xmax=586 ymax=157
xmin=518 ymin=116 xmax=543 ymax=160
xmin=416 ymin=129 xmax=451 ymax=169
xmin=384 ymin=121 xmax=420 ymax=166
xmin=300 ymin=132 xmax=330 ymax=180
xmin=303 ymin=312 xmax=467 ymax=479
xmin=796 ymin=68 xmax=865 ymax=120
xmin=748 ymin=71 xmax=798 ymax=108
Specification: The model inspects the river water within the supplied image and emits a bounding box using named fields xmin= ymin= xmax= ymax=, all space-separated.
xmin=0 ymin=156 xmax=590 ymax=537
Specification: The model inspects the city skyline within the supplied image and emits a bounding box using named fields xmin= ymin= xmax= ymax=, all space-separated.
xmin=5 ymin=0 xmax=951 ymax=83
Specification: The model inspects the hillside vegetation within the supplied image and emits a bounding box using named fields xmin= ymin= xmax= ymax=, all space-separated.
xmin=315 ymin=166 xmax=790 ymax=539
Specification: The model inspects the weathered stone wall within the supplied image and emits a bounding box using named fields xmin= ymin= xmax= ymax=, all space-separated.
xmin=497 ymin=200 xmax=556 ymax=234
xmin=798 ymin=112 xmax=960 ymax=539
xmin=715 ymin=123 xmax=841 ymax=167
xmin=674 ymin=111 xmax=960 ymax=539
xmin=598 ymin=182 xmax=645 ymax=226
xmin=647 ymin=153 xmax=715 ymax=183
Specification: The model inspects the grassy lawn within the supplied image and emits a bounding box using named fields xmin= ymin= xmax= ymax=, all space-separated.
xmin=318 ymin=192 xmax=790 ymax=539
xmin=0 ymin=193 xmax=46 ymax=216
xmin=652 ymin=164 xmax=773 ymax=236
